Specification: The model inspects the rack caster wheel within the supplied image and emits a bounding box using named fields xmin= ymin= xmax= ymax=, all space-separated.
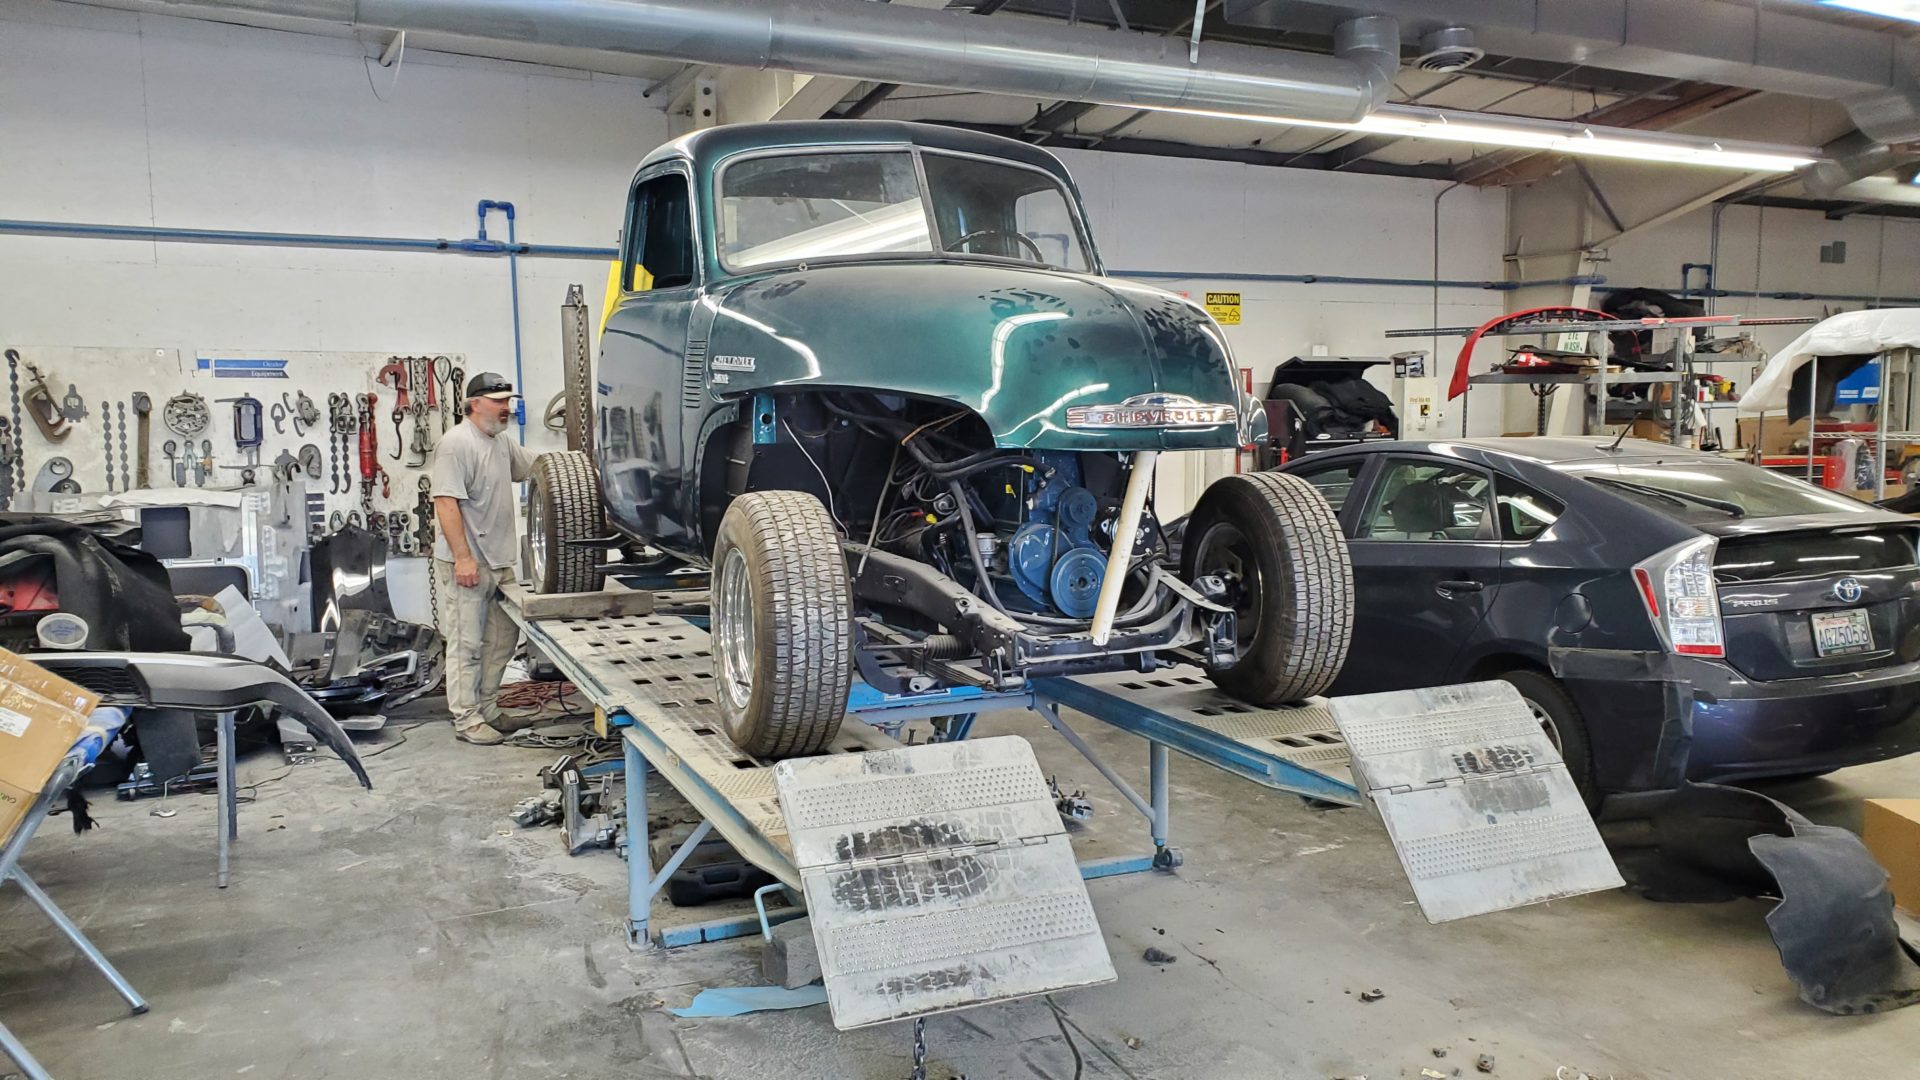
xmin=1152 ymin=846 xmax=1183 ymax=871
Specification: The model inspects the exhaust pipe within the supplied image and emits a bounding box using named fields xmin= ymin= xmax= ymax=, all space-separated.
xmin=159 ymin=0 xmax=1400 ymax=125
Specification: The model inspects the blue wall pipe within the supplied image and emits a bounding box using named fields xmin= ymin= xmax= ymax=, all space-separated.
xmin=475 ymin=200 xmax=528 ymax=443
xmin=0 ymin=218 xmax=615 ymax=260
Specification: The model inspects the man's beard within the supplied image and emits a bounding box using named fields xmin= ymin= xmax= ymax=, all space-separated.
xmin=472 ymin=411 xmax=508 ymax=436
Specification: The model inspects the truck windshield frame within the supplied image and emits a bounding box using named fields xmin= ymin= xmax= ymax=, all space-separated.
xmin=714 ymin=145 xmax=1096 ymax=275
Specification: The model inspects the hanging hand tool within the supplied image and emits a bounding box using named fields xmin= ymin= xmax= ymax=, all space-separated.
xmin=386 ymin=512 xmax=407 ymax=556
xmin=163 ymin=392 xmax=210 ymax=437
xmin=19 ymin=358 xmax=70 ymax=441
xmin=163 ymin=439 xmax=181 ymax=486
xmin=0 ymin=418 xmax=15 ymax=508
xmin=358 ymin=392 xmax=386 ymax=513
xmin=376 ymin=359 xmax=411 ymax=412
xmin=217 ymin=394 xmax=265 ymax=470
xmin=131 ymin=392 xmax=152 ymax=488
xmin=34 ymin=457 xmax=79 ymax=494
xmin=327 ymin=392 xmax=348 ymax=494
xmin=407 ymin=411 xmax=431 ymax=467
xmin=196 ymin=438 xmax=214 ymax=487
xmin=115 ymin=401 xmax=130 ymax=491
xmin=294 ymin=390 xmax=319 ymax=435
xmin=272 ymin=448 xmax=299 ymax=481
xmin=102 ymin=410 xmax=116 ymax=492
xmin=8 ymin=351 xmax=25 ymax=495
xmin=414 ymin=475 xmax=436 ymax=551
xmin=297 ymin=443 xmax=324 ymax=483
xmin=434 ymin=356 xmax=454 ymax=431
xmin=448 ymin=365 xmax=464 ymax=426
xmin=270 ymin=401 xmax=287 ymax=435
xmin=390 ymin=408 xmax=405 ymax=461
xmin=59 ymin=384 xmax=87 ymax=424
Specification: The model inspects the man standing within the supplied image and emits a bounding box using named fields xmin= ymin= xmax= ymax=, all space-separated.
xmin=432 ymin=372 xmax=534 ymax=745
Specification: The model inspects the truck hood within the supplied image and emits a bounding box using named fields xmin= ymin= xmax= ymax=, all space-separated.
xmin=702 ymin=261 xmax=1245 ymax=451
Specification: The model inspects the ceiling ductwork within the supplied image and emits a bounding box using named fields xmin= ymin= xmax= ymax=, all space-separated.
xmin=1849 ymin=87 xmax=1920 ymax=147
xmin=1412 ymin=26 xmax=1482 ymax=73
xmin=157 ymin=0 xmax=1401 ymax=124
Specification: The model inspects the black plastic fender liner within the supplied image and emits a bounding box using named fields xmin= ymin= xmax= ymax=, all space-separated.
xmin=30 ymin=652 xmax=371 ymax=789
xmin=1599 ymin=782 xmax=1920 ymax=1014
xmin=1752 ymin=822 xmax=1920 ymax=1014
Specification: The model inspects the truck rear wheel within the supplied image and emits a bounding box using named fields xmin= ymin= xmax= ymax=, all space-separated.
xmin=528 ymin=451 xmax=608 ymax=594
xmin=1181 ymin=471 xmax=1352 ymax=704
xmin=711 ymin=491 xmax=852 ymax=758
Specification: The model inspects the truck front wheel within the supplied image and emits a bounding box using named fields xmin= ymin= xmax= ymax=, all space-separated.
xmin=711 ymin=491 xmax=852 ymax=758
xmin=528 ymin=451 xmax=608 ymax=594
xmin=1181 ymin=471 xmax=1353 ymax=704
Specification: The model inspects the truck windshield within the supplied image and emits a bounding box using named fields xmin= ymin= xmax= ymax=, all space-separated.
xmin=717 ymin=149 xmax=1091 ymax=272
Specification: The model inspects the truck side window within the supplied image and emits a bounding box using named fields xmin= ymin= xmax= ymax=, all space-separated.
xmin=626 ymin=173 xmax=694 ymax=291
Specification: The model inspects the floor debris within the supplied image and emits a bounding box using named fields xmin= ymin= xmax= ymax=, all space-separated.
xmin=1357 ymin=988 xmax=1385 ymax=1002
xmin=1142 ymin=947 xmax=1177 ymax=965
xmin=666 ymin=985 xmax=828 ymax=1017
xmin=1432 ymin=1047 xmax=1447 ymax=1057
xmin=1475 ymin=1052 xmax=1495 ymax=1073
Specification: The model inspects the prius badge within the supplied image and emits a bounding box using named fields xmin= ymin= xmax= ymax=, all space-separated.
xmin=1065 ymin=392 xmax=1237 ymax=430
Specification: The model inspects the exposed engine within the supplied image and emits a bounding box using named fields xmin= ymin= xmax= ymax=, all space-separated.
xmin=739 ymin=392 xmax=1192 ymax=642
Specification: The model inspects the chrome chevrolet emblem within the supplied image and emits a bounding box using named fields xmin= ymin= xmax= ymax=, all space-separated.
xmin=1066 ymin=392 xmax=1236 ymax=430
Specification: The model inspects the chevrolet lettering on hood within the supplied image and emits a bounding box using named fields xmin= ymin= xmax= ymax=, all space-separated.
xmin=1066 ymin=393 xmax=1237 ymax=430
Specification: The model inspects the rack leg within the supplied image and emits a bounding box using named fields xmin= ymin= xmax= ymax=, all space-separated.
xmin=1149 ymin=743 xmax=1180 ymax=870
xmin=10 ymin=869 xmax=148 ymax=1014
xmin=216 ymin=711 xmax=234 ymax=889
xmin=622 ymin=738 xmax=651 ymax=951
xmin=0 ymin=1016 xmax=53 ymax=1080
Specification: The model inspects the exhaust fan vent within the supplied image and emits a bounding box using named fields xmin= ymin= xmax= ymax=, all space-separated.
xmin=1414 ymin=27 xmax=1483 ymax=73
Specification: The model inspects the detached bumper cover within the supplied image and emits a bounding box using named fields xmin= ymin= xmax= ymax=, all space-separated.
xmin=31 ymin=652 xmax=371 ymax=789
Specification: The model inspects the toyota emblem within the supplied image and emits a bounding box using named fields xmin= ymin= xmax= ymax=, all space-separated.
xmin=1833 ymin=577 xmax=1865 ymax=604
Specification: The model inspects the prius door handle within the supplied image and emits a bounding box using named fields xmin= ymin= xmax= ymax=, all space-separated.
xmin=1437 ymin=579 xmax=1484 ymax=594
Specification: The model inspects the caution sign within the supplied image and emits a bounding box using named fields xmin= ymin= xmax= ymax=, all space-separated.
xmin=1205 ymin=291 xmax=1242 ymax=325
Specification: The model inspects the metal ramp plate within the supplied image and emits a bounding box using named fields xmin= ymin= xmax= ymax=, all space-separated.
xmin=502 ymin=610 xmax=900 ymax=887
xmin=1329 ymin=681 xmax=1623 ymax=923
xmin=774 ymin=736 xmax=1116 ymax=1030
xmin=1037 ymin=667 xmax=1361 ymax=805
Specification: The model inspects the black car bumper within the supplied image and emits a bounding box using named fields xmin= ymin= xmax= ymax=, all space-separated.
xmin=1554 ymin=646 xmax=1920 ymax=789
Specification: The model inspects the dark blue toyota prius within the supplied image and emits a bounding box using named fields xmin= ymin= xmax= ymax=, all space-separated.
xmin=1278 ymin=436 xmax=1920 ymax=800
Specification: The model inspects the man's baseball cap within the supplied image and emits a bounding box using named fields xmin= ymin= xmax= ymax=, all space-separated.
xmin=465 ymin=372 xmax=518 ymax=400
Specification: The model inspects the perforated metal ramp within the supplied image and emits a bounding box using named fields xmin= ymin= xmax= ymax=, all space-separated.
xmin=774 ymin=737 xmax=1116 ymax=1029
xmin=1035 ymin=667 xmax=1362 ymax=805
xmin=505 ymin=610 xmax=900 ymax=887
xmin=1329 ymin=681 xmax=1623 ymax=923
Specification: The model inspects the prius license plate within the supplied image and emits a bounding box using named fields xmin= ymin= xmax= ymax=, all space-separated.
xmin=1812 ymin=608 xmax=1873 ymax=657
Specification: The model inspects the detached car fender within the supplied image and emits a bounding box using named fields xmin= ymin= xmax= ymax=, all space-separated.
xmin=30 ymin=652 xmax=372 ymax=790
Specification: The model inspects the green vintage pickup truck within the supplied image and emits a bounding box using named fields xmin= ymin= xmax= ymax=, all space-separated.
xmin=529 ymin=120 xmax=1352 ymax=758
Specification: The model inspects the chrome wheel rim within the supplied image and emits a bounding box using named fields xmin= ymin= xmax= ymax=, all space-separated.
xmin=714 ymin=547 xmax=756 ymax=714
xmin=1524 ymin=696 xmax=1563 ymax=753
xmin=528 ymin=488 xmax=548 ymax=585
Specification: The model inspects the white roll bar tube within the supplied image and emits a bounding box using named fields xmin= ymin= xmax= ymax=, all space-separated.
xmin=1089 ymin=450 xmax=1158 ymax=646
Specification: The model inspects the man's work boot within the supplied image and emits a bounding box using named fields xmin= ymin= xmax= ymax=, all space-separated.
xmin=454 ymin=721 xmax=506 ymax=746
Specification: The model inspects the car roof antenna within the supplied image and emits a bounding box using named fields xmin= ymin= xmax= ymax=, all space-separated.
xmin=1602 ymin=423 xmax=1630 ymax=454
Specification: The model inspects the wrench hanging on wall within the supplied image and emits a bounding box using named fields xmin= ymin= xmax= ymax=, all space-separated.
xmin=131 ymin=392 xmax=152 ymax=488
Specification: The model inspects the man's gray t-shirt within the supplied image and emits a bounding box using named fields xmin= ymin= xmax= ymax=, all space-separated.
xmin=430 ymin=420 xmax=535 ymax=569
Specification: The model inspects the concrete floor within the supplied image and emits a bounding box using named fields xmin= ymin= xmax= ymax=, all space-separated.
xmin=3 ymin=697 xmax=1916 ymax=1080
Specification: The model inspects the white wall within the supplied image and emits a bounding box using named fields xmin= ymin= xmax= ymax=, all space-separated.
xmin=0 ymin=0 xmax=1511 ymax=528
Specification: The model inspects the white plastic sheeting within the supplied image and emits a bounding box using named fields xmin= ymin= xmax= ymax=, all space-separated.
xmin=1741 ymin=309 xmax=1920 ymax=415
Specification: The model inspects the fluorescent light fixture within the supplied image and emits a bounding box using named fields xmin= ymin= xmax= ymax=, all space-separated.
xmin=1163 ymin=103 xmax=1822 ymax=171
xmin=1822 ymin=0 xmax=1920 ymax=24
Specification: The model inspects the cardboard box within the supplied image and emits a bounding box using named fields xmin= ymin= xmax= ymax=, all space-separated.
xmin=0 ymin=652 xmax=99 ymax=846
xmin=1863 ymin=799 xmax=1920 ymax=916
xmin=1736 ymin=416 xmax=1810 ymax=455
